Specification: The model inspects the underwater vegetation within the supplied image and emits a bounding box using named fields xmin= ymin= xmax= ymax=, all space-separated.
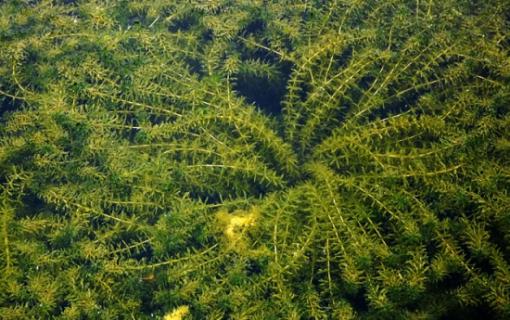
xmin=0 ymin=0 xmax=509 ymax=319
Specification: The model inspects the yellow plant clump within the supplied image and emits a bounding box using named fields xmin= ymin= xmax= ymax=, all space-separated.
xmin=216 ymin=206 xmax=259 ymax=245
xmin=163 ymin=305 xmax=190 ymax=320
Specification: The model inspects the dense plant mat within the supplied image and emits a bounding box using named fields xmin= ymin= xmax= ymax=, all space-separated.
xmin=0 ymin=0 xmax=509 ymax=319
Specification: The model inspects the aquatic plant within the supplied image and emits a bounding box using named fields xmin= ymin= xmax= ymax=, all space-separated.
xmin=0 ymin=0 xmax=509 ymax=319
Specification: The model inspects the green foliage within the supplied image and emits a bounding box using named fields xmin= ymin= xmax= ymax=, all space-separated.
xmin=0 ymin=0 xmax=509 ymax=319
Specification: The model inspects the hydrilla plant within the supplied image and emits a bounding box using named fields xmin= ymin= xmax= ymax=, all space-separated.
xmin=0 ymin=0 xmax=509 ymax=319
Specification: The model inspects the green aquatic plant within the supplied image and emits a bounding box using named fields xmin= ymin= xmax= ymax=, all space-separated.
xmin=0 ymin=0 xmax=509 ymax=319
